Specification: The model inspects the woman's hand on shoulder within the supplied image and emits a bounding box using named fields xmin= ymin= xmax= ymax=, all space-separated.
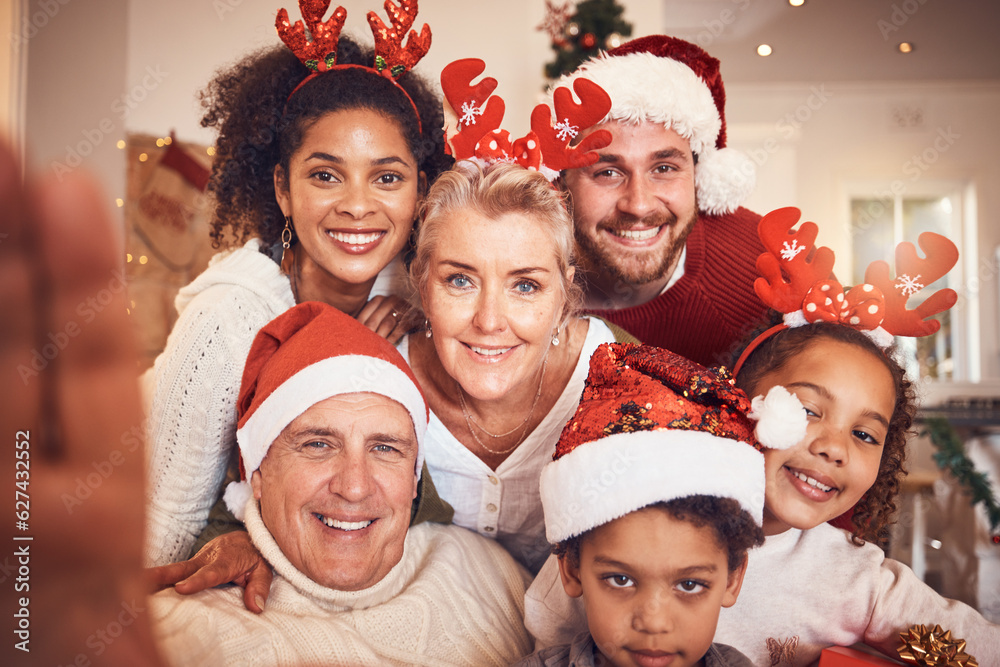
xmin=356 ymin=294 xmax=411 ymax=344
xmin=146 ymin=531 xmax=273 ymax=614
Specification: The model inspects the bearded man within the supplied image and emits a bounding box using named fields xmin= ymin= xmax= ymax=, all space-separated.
xmin=557 ymin=35 xmax=768 ymax=366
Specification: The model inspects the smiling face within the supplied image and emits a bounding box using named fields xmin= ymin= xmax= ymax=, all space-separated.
xmin=562 ymin=121 xmax=698 ymax=305
xmin=419 ymin=208 xmax=569 ymax=401
xmin=250 ymin=392 xmax=418 ymax=591
xmin=274 ymin=108 xmax=422 ymax=291
xmin=746 ymin=338 xmax=896 ymax=536
xmin=558 ymin=507 xmax=744 ymax=667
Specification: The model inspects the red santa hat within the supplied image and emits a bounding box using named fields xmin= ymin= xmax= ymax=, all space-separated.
xmin=549 ymin=34 xmax=754 ymax=216
xmin=223 ymin=301 xmax=428 ymax=520
xmin=540 ymin=342 xmax=806 ymax=544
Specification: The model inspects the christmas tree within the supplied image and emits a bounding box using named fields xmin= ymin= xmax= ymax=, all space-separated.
xmin=538 ymin=0 xmax=633 ymax=80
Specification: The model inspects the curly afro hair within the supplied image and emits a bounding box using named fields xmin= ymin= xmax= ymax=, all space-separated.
xmin=200 ymin=36 xmax=452 ymax=250
xmin=733 ymin=319 xmax=916 ymax=547
xmin=554 ymin=495 xmax=764 ymax=572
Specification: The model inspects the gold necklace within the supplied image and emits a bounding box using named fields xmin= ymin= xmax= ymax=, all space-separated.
xmin=456 ymin=356 xmax=548 ymax=456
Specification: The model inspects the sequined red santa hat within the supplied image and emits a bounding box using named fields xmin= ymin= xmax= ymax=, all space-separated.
xmin=732 ymin=207 xmax=960 ymax=375
xmin=540 ymin=343 xmax=807 ymax=544
xmin=440 ymin=58 xmax=612 ymax=182
xmin=548 ymin=34 xmax=754 ymax=215
xmin=223 ymin=301 xmax=428 ymax=520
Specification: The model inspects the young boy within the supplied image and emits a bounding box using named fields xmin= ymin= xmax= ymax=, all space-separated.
xmin=517 ymin=342 xmax=797 ymax=667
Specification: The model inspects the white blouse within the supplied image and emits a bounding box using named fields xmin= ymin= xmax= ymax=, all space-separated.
xmin=400 ymin=317 xmax=616 ymax=574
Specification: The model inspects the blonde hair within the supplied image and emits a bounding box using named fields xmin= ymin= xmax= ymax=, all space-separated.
xmin=409 ymin=161 xmax=582 ymax=327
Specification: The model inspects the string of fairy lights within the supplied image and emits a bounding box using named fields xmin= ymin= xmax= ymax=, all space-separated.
xmin=115 ymin=135 xmax=215 ymax=275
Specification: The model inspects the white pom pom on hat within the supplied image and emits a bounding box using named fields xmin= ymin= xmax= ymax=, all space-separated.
xmin=224 ymin=481 xmax=254 ymax=522
xmin=748 ymin=385 xmax=808 ymax=450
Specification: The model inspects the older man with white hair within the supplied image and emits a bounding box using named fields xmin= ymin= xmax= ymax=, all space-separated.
xmin=151 ymin=302 xmax=532 ymax=666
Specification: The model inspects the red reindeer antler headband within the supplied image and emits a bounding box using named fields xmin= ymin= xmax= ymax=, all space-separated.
xmin=733 ymin=207 xmax=959 ymax=375
xmin=440 ymin=58 xmax=613 ymax=181
xmin=276 ymin=0 xmax=431 ymax=128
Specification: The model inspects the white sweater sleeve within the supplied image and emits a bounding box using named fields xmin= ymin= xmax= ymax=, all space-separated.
xmin=865 ymin=557 xmax=1000 ymax=663
xmin=143 ymin=247 xmax=293 ymax=566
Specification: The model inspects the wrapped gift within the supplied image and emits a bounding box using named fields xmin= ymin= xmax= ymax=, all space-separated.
xmin=819 ymin=646 xmax=905 ymax=666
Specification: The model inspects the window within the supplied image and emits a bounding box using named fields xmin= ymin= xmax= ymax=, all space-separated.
xmin=848 ymin=181 xmax=977 ymax=382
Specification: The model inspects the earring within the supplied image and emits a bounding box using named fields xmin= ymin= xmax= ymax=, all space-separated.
xmin=425 ymin=318 xmax=432 ymax=339
xmin=280 ymin=216 xmax=293 ymax=265
xmin=551 ymin=332 xmax=560 ymax=347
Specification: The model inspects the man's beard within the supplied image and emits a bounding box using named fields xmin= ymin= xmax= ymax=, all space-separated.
xmin=575 ymin=209 xmax=698 ymax=287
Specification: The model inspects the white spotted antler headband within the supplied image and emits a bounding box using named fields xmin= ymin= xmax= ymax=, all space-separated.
xmin=733 ymin=207 xmax=959 ymax=375
xmin=440 ymin=58 xmax=612 ymax=181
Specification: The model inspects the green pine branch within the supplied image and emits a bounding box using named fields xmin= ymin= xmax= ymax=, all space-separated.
xmin=922 ymin=416 xmax=1000 ymax=533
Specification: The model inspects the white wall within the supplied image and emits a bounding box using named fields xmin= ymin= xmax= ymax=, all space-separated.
xmin=123 ymin=0 xmax=665 ymax=144
xmin=727 ymin=81 xmax=1000 ymax=382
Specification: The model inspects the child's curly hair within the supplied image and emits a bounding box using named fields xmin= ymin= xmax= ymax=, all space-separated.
xmin=199 ymin=37 xmax=452 ymax=250
xmin=554 ymin=496 xmax=764 ymax=572
xmin=733 ymin=320 xmax=916 ymax=547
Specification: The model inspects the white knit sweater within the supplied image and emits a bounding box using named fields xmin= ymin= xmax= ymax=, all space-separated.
xmin=142 ymin=239 xmax=295 ymax=566
xmin=152 ymin=500 xmax=534 ymax=666
xmin=525 ymin=522 xmax=1000 ymax=666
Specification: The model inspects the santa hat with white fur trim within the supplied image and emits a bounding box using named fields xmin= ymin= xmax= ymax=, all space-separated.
xmin=549 ymin=35 xmax=754 ymax=216
xmin=223 ymin=301 xmax=428 ymax=521
xmin=540 ymin=342 xmax=805 ymax=544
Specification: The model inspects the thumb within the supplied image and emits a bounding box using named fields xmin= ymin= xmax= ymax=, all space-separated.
xmin=242 ymin=562 xmax=274 ymax=614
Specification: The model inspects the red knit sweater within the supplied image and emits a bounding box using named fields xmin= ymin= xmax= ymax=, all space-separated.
xmin=586 ymin=207 xmax=768 ymax=367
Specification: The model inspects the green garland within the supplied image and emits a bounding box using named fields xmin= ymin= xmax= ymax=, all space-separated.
xmin=921 ymin=416 xmax=1000 ymax=535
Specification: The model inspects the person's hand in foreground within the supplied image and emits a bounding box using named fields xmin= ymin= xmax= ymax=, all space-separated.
xmin=146 ymin=530 xmax=272 ymax=613
xmin=0 ymin=139 xmax=164 ymax=666
xmin=357 ymin=293 xmax=411 ymax=344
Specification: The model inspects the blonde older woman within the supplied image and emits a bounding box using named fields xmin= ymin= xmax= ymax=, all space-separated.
xmin=401 ymin=161 xmax=626 ymax=572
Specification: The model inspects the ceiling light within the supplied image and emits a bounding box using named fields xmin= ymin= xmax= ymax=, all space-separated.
xmin=898 ymin=42 xmax=914 ymax=53
xmin=788 ymin=0 xmax=804 ymax=6
xmin=757 ymin=44 xmax=773 ymax=57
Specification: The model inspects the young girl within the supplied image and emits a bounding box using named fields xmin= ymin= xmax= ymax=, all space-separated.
xmin=524 ymin=210 xmax=1000 ymax=665
xmin=719 ymin=320 xmax=999 ymax=665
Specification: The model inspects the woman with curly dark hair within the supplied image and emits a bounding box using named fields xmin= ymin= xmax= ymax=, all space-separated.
xmin=143 ymin=1 xmax=450 ymax=570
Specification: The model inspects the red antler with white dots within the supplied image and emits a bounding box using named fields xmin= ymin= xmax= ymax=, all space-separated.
xmin=531 ymin=78 xmax=612 ymax=172
xmin=865 ymin=232 xmax=959 ymax=337
xmin=441 ymin=58 xmax=611 ymax=180
xmin=753 ymin=207 xmax=836 ymax=315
